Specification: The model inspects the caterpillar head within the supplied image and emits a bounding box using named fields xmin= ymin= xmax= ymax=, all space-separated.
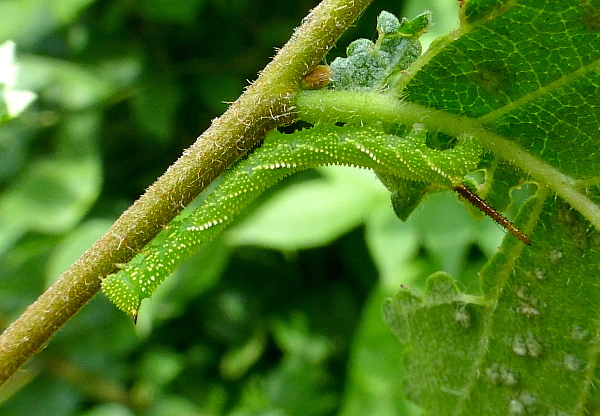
xmin=102 ymin=273 xmax=142 ymax=323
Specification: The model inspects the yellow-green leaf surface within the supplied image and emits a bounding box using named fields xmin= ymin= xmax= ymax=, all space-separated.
xmin=382 ymin=1 xmax=600 ymax=415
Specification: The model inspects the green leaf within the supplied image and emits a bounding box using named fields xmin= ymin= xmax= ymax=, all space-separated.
xmin=330 ymin=11 xmax=430 ymax=91
xmin=384 ymin=195 xmax=600 ymax=414
xmin=376 ymin=172 xmax=428 ymax=221
xmin=0 ymin=0 xmax=96 ymax=44
xmin=382 ymin=272 xmax=489 ymax=413
xmin=378 ymin=1 xmax=600 ymax=414
xmin=339 ymin=287 xmax=420 ymax=416
xmin=404 ymin=2 xmax=600 ymax=178
xmin=0 ymin=113 xmax=102 ymax=255
xmin=18 ymin=55 xmax=119 ymax=110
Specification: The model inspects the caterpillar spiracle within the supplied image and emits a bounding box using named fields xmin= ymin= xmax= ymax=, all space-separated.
xmin=102 ymin=123 xmax=482 ymax=322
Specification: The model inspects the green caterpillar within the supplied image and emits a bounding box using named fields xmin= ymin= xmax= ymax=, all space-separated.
xmin=102 ymin=123 xmax=482 ymax=321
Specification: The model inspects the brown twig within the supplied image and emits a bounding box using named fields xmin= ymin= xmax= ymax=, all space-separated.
xmin=0 ymin=0 xmax=375 ymax=386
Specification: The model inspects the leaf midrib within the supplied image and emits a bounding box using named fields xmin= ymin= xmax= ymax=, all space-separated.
xmin=297 ymin=90 xmax=600 ymax=231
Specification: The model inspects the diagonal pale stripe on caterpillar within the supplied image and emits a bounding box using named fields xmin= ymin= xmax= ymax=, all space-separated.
xmin=102 ymin=123 xmax=482 ymax=322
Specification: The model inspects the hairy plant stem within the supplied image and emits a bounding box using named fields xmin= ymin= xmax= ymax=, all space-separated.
xmin=0 ymin=0 xmax=375 ymax=386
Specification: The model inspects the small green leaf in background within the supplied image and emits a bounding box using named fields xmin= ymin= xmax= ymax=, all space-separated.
xmin=0 ymin=113 xmax=102 ymax=256
xmin=227 ymin=167 xmax=387 ymax=250
xmin=330 ymin=10 xmax=428 ymax=91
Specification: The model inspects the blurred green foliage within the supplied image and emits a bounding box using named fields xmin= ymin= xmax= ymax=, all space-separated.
xmin=0 ymin=0 xmax=500 ymax=415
